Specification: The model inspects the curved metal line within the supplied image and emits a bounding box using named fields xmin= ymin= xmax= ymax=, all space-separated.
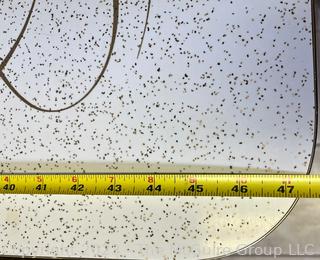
xmin=137 ymin=0 xmax=151 ymax=59
xmin=0 ymin=0 xmax=119 ymax=113
xmin=0 ymin=0 xmax=37 ymax=71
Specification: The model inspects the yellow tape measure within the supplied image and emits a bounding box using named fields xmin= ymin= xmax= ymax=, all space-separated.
xmin=0 ymin=174 xmax=320 ymax=198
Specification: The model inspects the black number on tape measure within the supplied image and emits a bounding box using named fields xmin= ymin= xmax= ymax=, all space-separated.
xmin=231 ymin=185 xmax=248 ymax=193
xmin=277 ymin=185 xmax=294 ymax=193
xmin=146 ymin=185 xmax=161 ymax=192
xmin=3 ymin=184 xmax=15 ymax=191
xmin=107 ymin=184 xmax=122 ymax=192
xmin=36 ymin=184 xmax=47 ymax=191
xmin=277 ymin=186 xmax=285 ymax=193
xmin=187 ymin=184 xmax=204 ymax=192
xmin=288 ymin=186 xmax=294 ymax=193
xmin=71 ymin=184 xmax=84 ymax=191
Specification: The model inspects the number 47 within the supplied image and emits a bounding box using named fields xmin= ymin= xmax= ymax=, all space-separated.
xmin=277 ymin=185 xmax=294 ymax=193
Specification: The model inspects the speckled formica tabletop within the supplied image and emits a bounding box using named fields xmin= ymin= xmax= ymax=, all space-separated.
xmin=0 ymin=0 xmax=317 ymax=259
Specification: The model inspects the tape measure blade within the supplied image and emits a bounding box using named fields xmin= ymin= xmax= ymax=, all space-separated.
xmin=0 ymin=174 xmax=319 ymax=198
